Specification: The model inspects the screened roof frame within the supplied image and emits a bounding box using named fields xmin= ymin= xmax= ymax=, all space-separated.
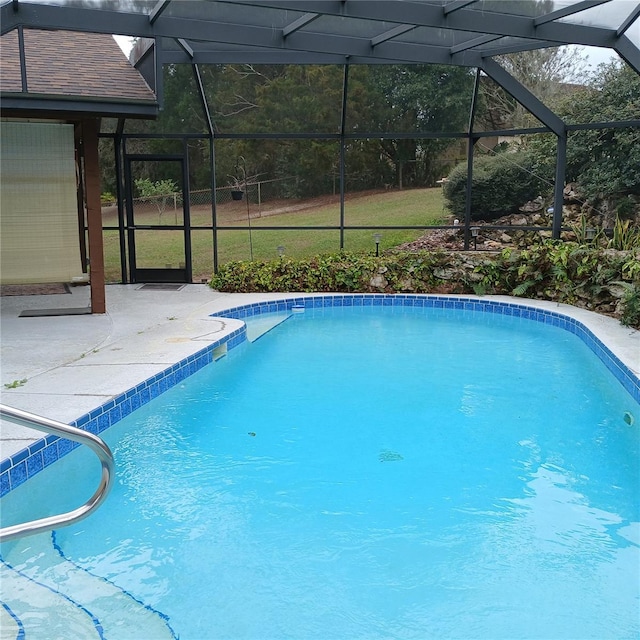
xmin=2 ymin=0 xmax=639 ymax=268
xmin=1 ymin=0 xmax=639 ymax=71
xmin=3 ymin=0 xmax=637 ymax=129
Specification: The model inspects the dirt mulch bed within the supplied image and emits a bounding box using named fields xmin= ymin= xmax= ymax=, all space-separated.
xmin=396 ymin=228 xmax=466 ymax=252
xmin=0 ymin=283 xmax=71 ymax=296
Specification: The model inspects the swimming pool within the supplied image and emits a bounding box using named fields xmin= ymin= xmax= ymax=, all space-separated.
xmin=1 ymin=296 xmax=639 ymax=639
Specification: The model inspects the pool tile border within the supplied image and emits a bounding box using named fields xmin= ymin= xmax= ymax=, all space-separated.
xmin=211 ymin=294 xmax=640 ymax=403
xmin=0 ymin=326 xmax=246 ymax=497
xmin=1 ymin=295 xmax=638 ymax=497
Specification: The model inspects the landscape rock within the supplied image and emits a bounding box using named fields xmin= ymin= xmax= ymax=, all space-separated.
xmin=370 ymin=274 xmax=388 ymax=289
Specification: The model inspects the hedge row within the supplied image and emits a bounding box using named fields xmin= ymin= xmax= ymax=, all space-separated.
xmin=210 ymin=244 xmax=640 ymax=328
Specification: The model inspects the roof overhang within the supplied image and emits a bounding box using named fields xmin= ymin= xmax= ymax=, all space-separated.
xmin=0 ymin=94 xmax=159 ymax=119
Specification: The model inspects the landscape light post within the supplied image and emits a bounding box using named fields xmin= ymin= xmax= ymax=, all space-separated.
xmin=470 ymin=226 xmax=479 ymax=250
xmin=373 ymin=233 xmax=382 ymax=256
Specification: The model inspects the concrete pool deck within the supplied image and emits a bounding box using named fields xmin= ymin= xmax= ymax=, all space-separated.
xmin=1 ymin=285 xmax=639 ymax=462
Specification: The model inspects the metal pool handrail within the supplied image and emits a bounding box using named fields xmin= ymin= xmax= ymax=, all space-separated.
xmin=0 ymin=404 xmax=115 ymax=543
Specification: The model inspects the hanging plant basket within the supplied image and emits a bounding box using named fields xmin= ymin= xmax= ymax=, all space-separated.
xmin=231 ymin=190 xmax=244 ymax=201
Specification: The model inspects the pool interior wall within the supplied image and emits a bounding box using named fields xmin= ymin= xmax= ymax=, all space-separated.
xmin=1 ymin=294 xmax=639 ymax=498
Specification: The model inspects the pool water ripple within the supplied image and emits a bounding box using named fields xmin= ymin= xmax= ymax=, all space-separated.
xmin=2 ymin=305 xmax=639 ymax=639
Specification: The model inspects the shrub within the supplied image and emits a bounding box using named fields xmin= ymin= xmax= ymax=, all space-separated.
xmin=525 ymin=63 xmax=640 ymax=209
xmin=620 ymin=283 xmax=640 ymax=328
xmin=210 ymin=244 xmax=640 ymax=329
xmin=210 ymin=251 xmax=456 ymax=294
xmin=101 ymin=192 xmax=116 ymax=206
xmin=443 ymin=151 xmax=551 ymax=220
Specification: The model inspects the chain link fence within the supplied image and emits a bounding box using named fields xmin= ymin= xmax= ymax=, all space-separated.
xmin=131 ymin=175 xmax=349 ymax=212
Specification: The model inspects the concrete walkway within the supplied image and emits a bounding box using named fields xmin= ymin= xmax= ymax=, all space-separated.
xmin=1 ymin=285 xmax=639 ymax=461
xmin=0 ymin=284 xmax=268 ymax=459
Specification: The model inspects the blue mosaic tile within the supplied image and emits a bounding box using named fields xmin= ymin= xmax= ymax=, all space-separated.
xmin=43 ymin=443 xmax=59 ymax=466
xmin=0 ymin=471 xmax=10 ymax=496
xmin=97 ymin=413 xmax=110 ymax=433
xmin=120 ymin=397 xmax=133 ymax=418
xmin=140 ymin=387 xmax=151 ymax=405
xmin=85 ymin=419 xmax=98 ymax=435
xmin=76 ymin=413 xmax=90 ymax=427
xmin=58 ymin=438 xmax=76 ymax=457
xmin=9 ymin=462 xmax=27 ymax=489
xmin=149 ymin=382 xmax=160 ymax=400
xmin=130 ymin=393 xmax=142 ymax=411
xmin=109 ymin=404 xmax=122 ymax=425
xmin=26 ymin=452 xmax=43 ymax=477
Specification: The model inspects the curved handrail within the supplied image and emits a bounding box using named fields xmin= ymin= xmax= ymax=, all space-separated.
xmin=0 ymin=404 xmax=115 ymax=543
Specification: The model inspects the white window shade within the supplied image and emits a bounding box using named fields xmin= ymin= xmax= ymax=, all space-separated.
xmin=1 ymin=121 xmax=84 ymax=284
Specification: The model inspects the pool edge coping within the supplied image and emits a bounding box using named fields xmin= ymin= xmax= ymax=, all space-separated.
xmin=2 ymin=293 xmax=638 ymax=497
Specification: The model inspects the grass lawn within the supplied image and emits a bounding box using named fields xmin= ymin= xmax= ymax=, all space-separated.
xmin=102 ymin=188 xmax=446 ymax=282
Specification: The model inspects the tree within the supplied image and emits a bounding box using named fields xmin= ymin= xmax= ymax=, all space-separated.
xmin=361 ymin=65 xmax=474 ymax=188
xmin=565 ymin=62 xmax=640 ymax=204
xmin=105 ymin=61 xmax=476 ymax=199
xmin=243 ymin=65 xmax=345 ymax=197
xmin=135 ymin=178 xmax=179 ymax=224
xmin=477 ymin=46 xmax=588 ymax=130
xmin=528 ymin=61 xmax=640 ymax=208
xmin=447 ymin=61 xmax=640 ymax=218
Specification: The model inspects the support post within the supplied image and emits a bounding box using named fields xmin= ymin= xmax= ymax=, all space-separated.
xmin=210 ymin=136 xmax=218 ymax=274
xmin=552 ymin=130 xmax=567 ymax=239
xmin=82 ymin=118 xmax=106 ymax=314
xmin=192 ymin=62 xmax=218 ymax=274
xmin=114 ymin=119 xmax=128 ymax=283
xmin=339 ymin=61 xmax=349 ymax=250
xmin=463 ymin=136 xmax=477 ymax=250
xmin=464 ymin=68 xmax=481 ymax=250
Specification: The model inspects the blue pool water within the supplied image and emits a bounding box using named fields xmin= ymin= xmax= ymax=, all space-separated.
xmin=2 ymin=305 xmax=639 ymax=639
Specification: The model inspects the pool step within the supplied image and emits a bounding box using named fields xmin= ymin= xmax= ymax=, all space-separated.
xmin=244 ymin=311 xmax=292 ymax=342
xmin=0 ymin=602 xmax=21 ymax=640
xmin=1 ymin=533 xmax=175 ymax=640
xmin=1 ymin=560 xmax=100 ymax=639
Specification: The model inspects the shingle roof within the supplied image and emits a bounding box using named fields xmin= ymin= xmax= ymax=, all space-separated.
xmin=1 ymin=29 xmax=157 ymax=115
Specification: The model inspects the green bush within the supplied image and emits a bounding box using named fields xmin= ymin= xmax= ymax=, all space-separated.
xmin=210 ymin=245 xmax=640 ymax=329
xmin=525 ymin=63 xmax=640 ymax=208
xmin=210 ymin=251 xmax=457 ymax=294
xmin=443 ymin=151 xmax=551 ymax=220
xmin=101 ymin=192 xmax=116 ymax=206
xmin=620 ymin=283 xmax=640 ymax=328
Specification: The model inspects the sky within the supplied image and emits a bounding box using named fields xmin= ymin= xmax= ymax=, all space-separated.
xmin=582 ymin=45 xmax=620 ymax=69
xmin=114 ymin=35 xmax=134 ymax=57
